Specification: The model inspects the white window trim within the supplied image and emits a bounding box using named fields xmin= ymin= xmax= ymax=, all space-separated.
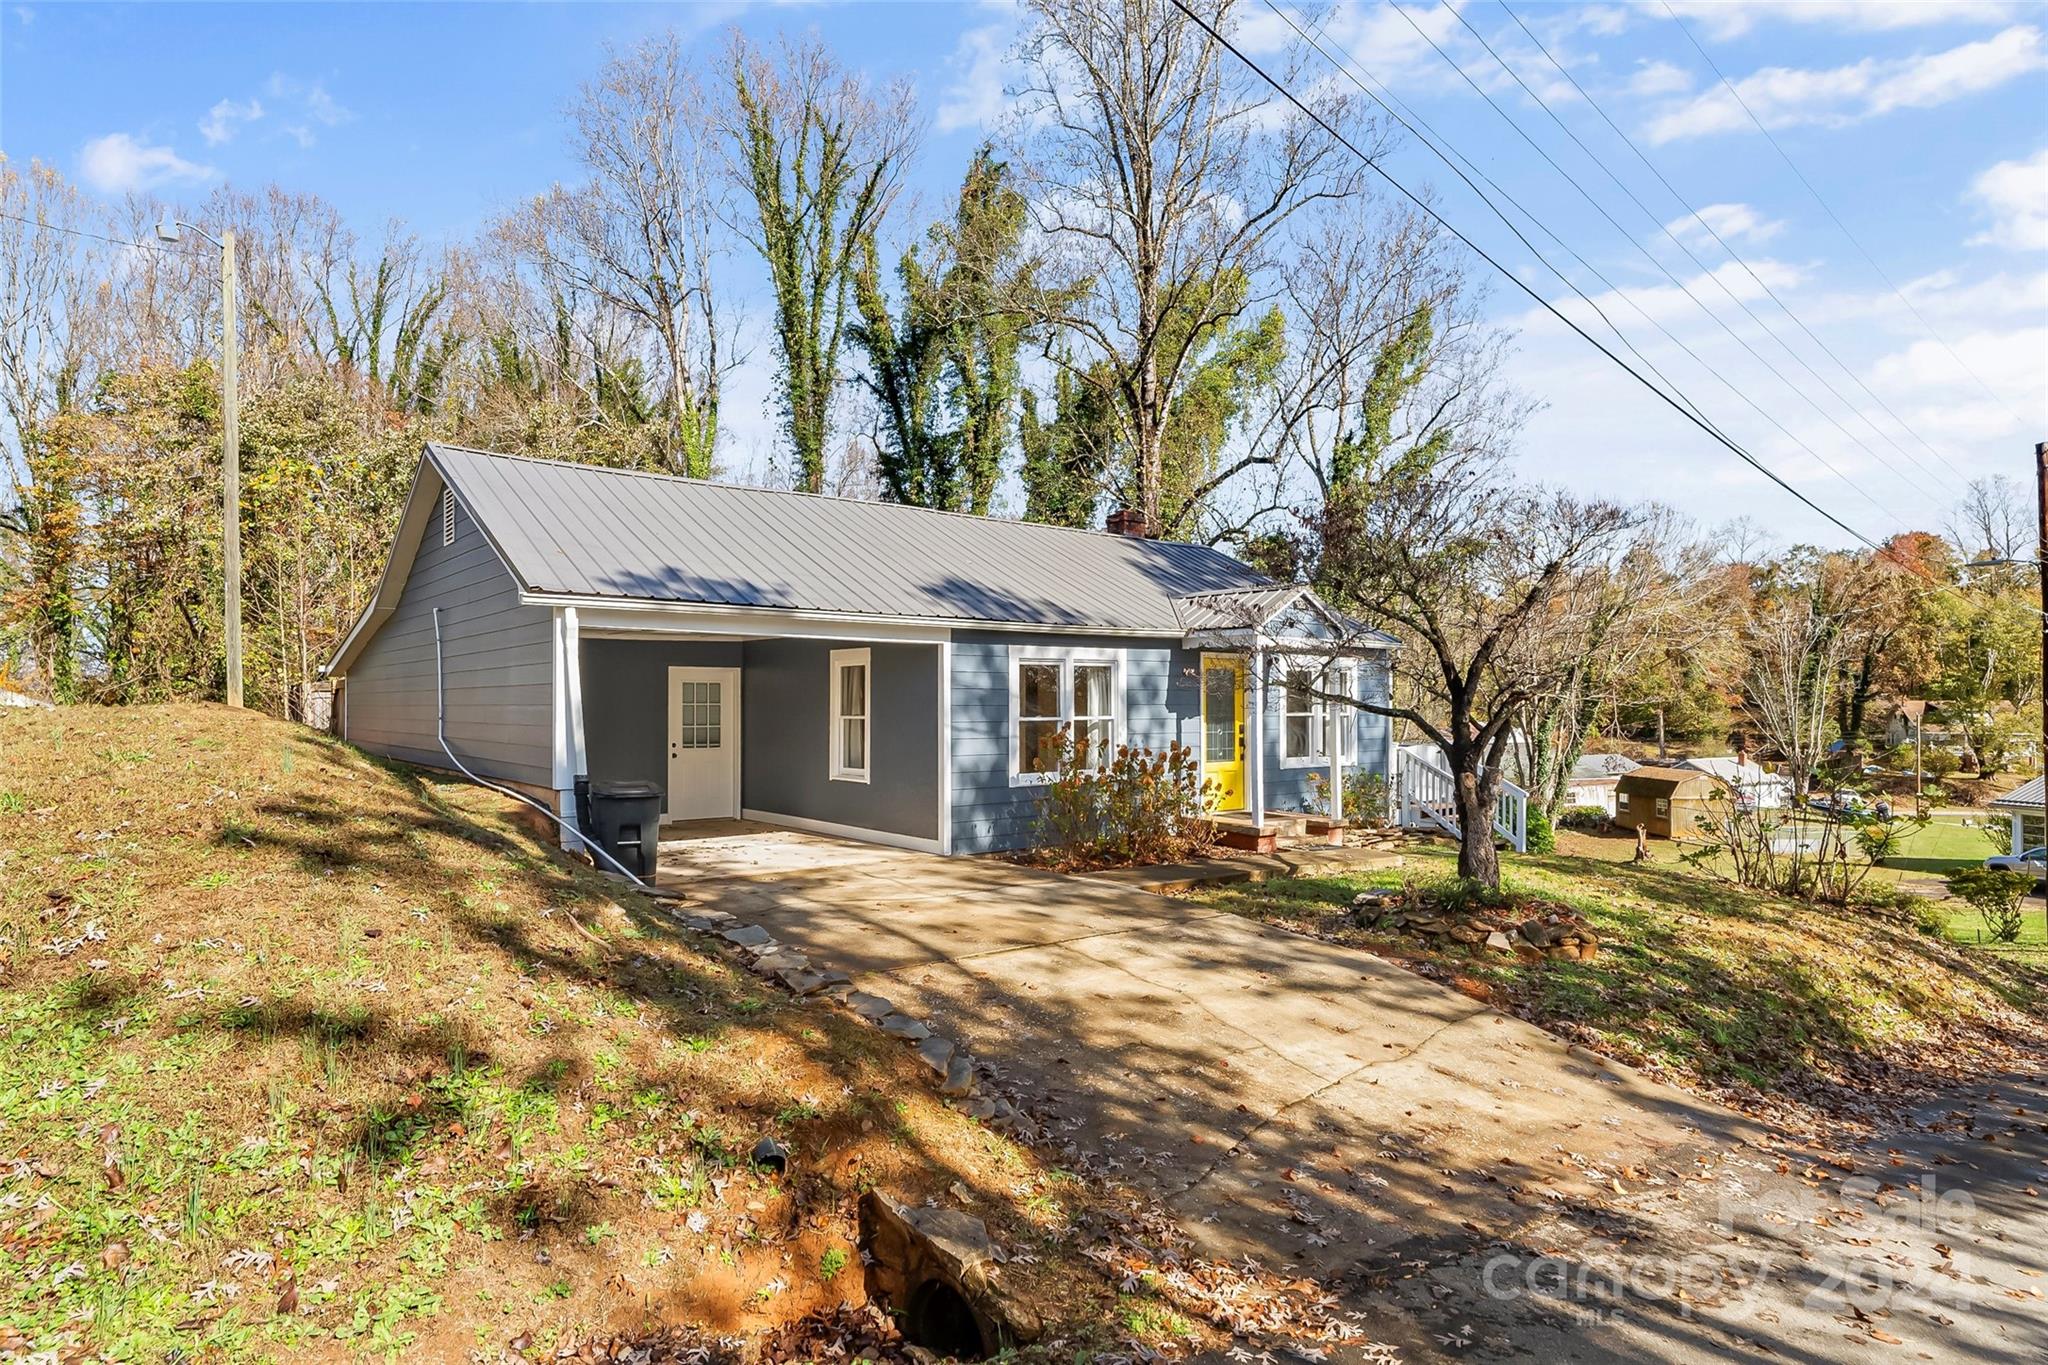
xmin=1279 ymin=662 xmax=1358 ymax=769
xmin=1007 ymin=645 xmax=1126 ymax=787
xmin=828 ymin=647 xmax=871 ymax=783
xmin=440 ymin=487 xmax=456 ymax=546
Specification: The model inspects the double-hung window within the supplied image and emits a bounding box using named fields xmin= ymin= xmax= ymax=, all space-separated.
xmin=829 ymin=648 xmax=870 ymax=782
xmin=1281 ymin=663 xmax=1357 ymax=766
xmin=1011 ymin=647 xmax=1123 ymax=784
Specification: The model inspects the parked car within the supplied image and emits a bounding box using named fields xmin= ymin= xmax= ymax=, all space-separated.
xmin=1984 ymin=847 xmax=2048 ymax=882
xmin=1807 ymin=789 xmax=1867 ymax=817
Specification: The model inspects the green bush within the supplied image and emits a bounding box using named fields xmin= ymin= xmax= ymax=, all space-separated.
xmin=1524 ymin=807 xmax=1556 ymax=853
xmin=1555 ymin=804 xmax=1609 ymax=831
xmin=1910 ymin=898 xmax=1949 ymax=937
xmin=1944 ymin=866 xmax=2030 ymax=943
xmin=1922 ymin=748 xmax=1962 ymax=780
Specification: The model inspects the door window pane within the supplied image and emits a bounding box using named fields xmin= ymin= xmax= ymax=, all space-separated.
xmin=1203 ymin=665 xmax=1238 ymax=760
xmin=679 ymin=680 xmax=721 ymax=748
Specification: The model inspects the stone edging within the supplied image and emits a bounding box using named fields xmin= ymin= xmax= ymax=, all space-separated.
xmin=663 ymin=903 xmax=1043 ymax=1142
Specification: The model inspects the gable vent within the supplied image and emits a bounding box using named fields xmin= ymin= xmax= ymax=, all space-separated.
xmin=441 ymin=488 xmax=456 ymax=546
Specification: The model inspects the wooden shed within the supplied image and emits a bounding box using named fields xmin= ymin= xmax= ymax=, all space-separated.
xmin=1611 ymin=766 xmax=1725 ymax=840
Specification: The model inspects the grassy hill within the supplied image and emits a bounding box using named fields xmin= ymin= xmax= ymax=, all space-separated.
xmin=1194 ymin=833 xmax=2048 ymax=1131
xmin=0 ymin=705 xmax=1158 ymax=1362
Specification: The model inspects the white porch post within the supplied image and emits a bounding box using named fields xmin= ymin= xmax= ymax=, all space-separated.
xmin=551 ymin=606 xmax=589 ymax=851
xmin=1325 ymin=662 xmax=1342 ymax=824
xmin=1247 ymin=644 xmax=1266 ymax=824
xmin=2012 ymin=810 xmax=2025 ymax=857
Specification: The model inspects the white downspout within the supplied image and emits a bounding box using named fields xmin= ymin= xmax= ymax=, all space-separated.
xmin=1325 ymin=662 xmax=1341 ymax=826
xmin=1247 ymin=644 xmax=1266 ymax=825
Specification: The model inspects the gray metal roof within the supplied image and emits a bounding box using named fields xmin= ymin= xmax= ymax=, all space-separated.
xmin=1991 ymin=776 xmax=2043 ymax=810
xmin=430 ymin=445 xmax=1275 ymax=632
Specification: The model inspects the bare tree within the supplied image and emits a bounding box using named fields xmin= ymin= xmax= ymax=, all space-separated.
xmin=1743 ymin=596 xmax=1846 ymax=800
xmin=1011 ymin=0 xmax=1365 ymax=533
xmin=1949 ymin=475 xmax=2033 ymax=564
xmin=726 ymin=30 xmax=918 ymax=492
xmin=541 ymin=32 xmax=733 ymax=476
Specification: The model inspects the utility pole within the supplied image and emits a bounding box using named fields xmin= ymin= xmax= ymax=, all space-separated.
xmin=2036 ymin=441 xmax=2046 ymax=779
xmin=221 ymin=229 xmax=242 ymax=709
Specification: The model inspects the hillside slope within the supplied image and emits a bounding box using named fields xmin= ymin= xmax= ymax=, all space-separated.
xmin=0 ymin=705 xmax=1146 ymax=1362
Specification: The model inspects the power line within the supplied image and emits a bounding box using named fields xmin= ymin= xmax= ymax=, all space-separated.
xmin=1256 ymin=0 xmax=1913 ymax=540
xmin=1165 ymin=0 xmax=1883 ymax=553
xmin=0 ymin=209 xmax=193 ymax=257
xmin=1201 ymin=0 xmax=2037 ymax=622
xmin=1254 ymin=4 xmax=1738 ymax=447
xmin=1392 ymin=0 xmax=1942 ymax=520
xmin=1497 ymin=0 xmax=1976 ymax=488
xmin=1658 ymin=0 xmax=2030 ymax=434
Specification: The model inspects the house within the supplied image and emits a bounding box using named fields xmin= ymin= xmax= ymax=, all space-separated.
xmin=1564 ymin=753 xmax=1637 ymax=816
xmin=1611 ymin=766 xmax=1725 ymax=840
xmin=1672 ymin=755 xmax=1790 ymax=810
xmin=322 ymin=445 xmax=1397 ymax=857
xmin=1991 ymin=777 xmax=2045 ymax=856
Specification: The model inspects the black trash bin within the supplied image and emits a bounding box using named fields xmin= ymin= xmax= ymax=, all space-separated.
xmin=587 ymin=779 xmax=663 ymax=878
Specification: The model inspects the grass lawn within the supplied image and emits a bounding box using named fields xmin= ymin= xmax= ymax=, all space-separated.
xmin=1877 ymin=815 xmax=2007 ymax=878
xmin=0 ymin=704 xmax=1180 ymax=1363
xmin=1933 ymin=903 xmax=2048 ymax=952
xmin=1187 ymin=836 xmax=2048 ymax=1126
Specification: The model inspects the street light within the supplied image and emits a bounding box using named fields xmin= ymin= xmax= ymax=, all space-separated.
xmin=156 ymin=215 xmax=242 ymax=710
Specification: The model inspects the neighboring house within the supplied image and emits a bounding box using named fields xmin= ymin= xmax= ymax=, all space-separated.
xmin=1611 ymin=766 xmax=1724 ymax=840
xmin=323 ymin=445 xmax=1397 ymax=857
xmin=1991 ymin=778 xmax=2045 ymax=856
xmin=1673 ymin=755 xmax=1790 ymax=810
xmin=1565 ymin=753 xmax=1637 ymax=816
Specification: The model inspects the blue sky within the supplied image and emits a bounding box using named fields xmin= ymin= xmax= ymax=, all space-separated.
xmin=3 ymin=0 xmax=2045 ymax=548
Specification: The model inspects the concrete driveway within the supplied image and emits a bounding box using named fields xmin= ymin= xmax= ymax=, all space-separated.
xmin=658 ymin=825 xmax=1746 ymax=1261
xmin=657 ymin=824 xmax=2048 ymax=1363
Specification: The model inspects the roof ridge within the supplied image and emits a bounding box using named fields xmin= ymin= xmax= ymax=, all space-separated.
xmin=425 ymin=443 xmax=1251 ymax=560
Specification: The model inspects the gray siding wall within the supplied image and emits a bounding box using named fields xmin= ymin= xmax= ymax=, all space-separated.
xmin=579 ymin=639 xmax=743 ymax=796
xmin=949 ymin=632 xmax=1193 ymax=855
xmin=344 ymin=492 xmax=555 ymax=787
xmin=742 ymin=640 xmax=941 ymax=842
xmin=949 ymin=633 xmax=1392 ymax=853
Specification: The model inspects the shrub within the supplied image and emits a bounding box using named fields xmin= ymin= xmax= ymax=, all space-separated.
xmin=1307 ymin=770 xmax=1391 ymax=827
xmin=1922 ymin=748 xmax=1961 ymax=780
xmin=1944 ymin=866 xmax=2030 ymax=943
xmin=1032 ymin=731 xmax=1215 ymax=869
xmin=1910 ymin=898 xmax=1949 ymax=938
xmin=1555 ymin=804 xmax=1609 ymax=831
xmin=1524 ymin=807 xmax=1556 ymax=854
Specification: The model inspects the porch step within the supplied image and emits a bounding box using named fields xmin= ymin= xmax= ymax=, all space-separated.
xmin=1204 ymin=810 xmax=1328 ymax=852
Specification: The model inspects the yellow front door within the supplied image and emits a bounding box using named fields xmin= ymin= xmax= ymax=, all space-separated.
xmin=1200 ymin=655 xmax=1246 ymax=811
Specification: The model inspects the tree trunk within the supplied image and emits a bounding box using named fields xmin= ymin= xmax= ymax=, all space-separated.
xmin=1453 ymin=764 xmax=1501 ymax=886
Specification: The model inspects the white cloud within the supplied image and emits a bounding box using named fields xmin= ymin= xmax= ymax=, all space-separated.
xmin=1644 ymin=25 xmax=2046 ymax=142
xmin=199 ymin=97 xmax=263 ymax=146
xmin=1664 ymin=202 xmax=1784 ymax=248
xmin=1968 ymin=148 xmax=2048 ymax=250
xmin=78 ymin=132 xmax=215 ymax=194
xmin=936 ymin=17 xmax=1017 ymax=135
xmin=256 ymin=73 xmax=354 ymax=146
xmin=1626 ymin=59 xmax=1692 ymax=97
xmin=1666 ymin=2 xmax=2019 ymax=41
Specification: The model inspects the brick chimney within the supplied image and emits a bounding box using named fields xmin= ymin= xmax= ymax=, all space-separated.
xmin=1105 ymin=505 xmax=1151 ymax=539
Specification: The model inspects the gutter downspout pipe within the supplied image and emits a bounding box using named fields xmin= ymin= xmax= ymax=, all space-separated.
xmin=434 ymin=606 xmax=649 ymax=888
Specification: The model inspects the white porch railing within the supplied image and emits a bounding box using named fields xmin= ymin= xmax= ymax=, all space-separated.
xmin=1394 ymin=743 xmax=1528 ymax=853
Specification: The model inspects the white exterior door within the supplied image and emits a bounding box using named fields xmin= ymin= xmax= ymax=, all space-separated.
xmin=666 ymin=667 xmax=740 ymax=821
